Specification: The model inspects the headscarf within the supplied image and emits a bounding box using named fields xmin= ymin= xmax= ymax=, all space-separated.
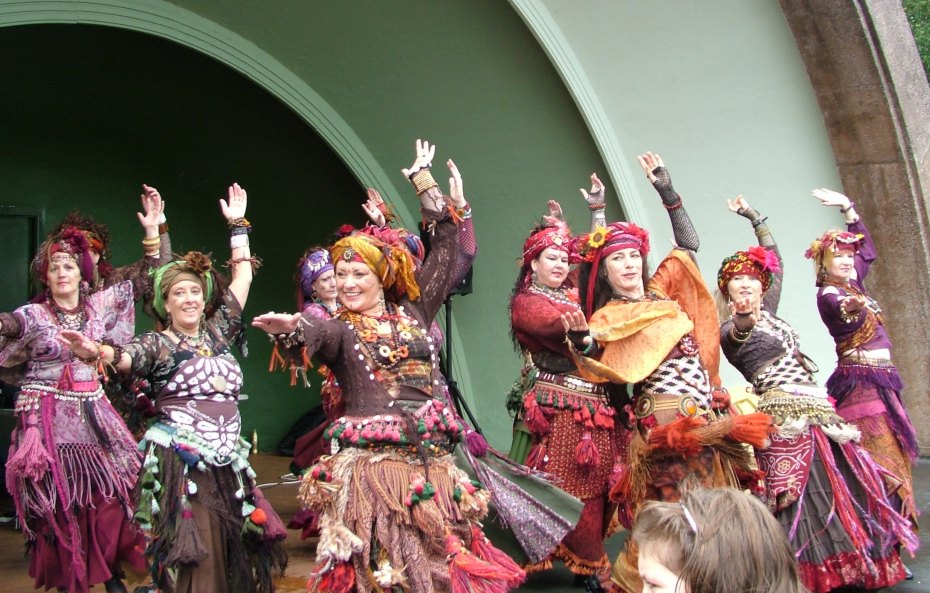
xmin=357 ymin=224 xmax=426 ymax=264
xmin=717 ymin=245 xmax=780 ymax=292
xmin=330 ymin=234 xmax=420 ymax=301
xmin=520 ymin=225 xmax=575 ymax=270
xmin=298 ymin=248 xmax=334 ymax=299
xmin=575 ymin=221 xmax=651 ymax=316
xmin=33 ymin=226 xmax=99 ymax=292
xmin=804 ymin=229 xmax=864 ymax=285
xmin=151 ymin=252 xmax=216 ymax=321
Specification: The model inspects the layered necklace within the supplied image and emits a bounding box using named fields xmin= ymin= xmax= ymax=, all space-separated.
xmin=49 ymin=298 xmax=86 ymax=331
xmin=343 ymin=302 xmax=418 ymax=370
xmin=170 ymin=326 xmax=213 ymax=357
xmin=528 ymin=280 xmax=578 ymax=307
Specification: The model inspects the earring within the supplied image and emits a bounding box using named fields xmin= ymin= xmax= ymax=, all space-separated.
xmin=378 ymin=291 xmax=386 ymax=316
xmin=199 ymin=313 xmax=207 ymax=332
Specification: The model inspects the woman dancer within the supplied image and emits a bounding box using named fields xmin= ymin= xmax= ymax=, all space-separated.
xmin=253 ymin=140 xmax=525 ymax=593
xmin=806 ymin=188 xmax=918 ymax=523
xmin=565 ymin=154 xmax=766 ymax=593
xmin=61 ymin=184 xmax=287 ymax=593
xmin=718 ymin=195 xmax=916 ymax=591
xmin=510 ymin=177 xmax=629 ymax=580
xmin=0 ymin=214 xmax=154 ymax=591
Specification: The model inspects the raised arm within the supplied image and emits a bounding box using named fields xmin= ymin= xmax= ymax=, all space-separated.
xmin=222 ymin=183 xmax=254 ymax=309
xmin=108 ymin=184 xmax=173 ymax=300
xmin=812 ymin=188 xmax=875 ymax=281
xmin=638 ymin=152 xmax=699 ymax=253
xmin=580 ymin=173 xmax=607 ymax=231
xmin=727 ymin=195 xmax=782 ymax=313
xmin=401 ymin=140 xmax=463 ymax=319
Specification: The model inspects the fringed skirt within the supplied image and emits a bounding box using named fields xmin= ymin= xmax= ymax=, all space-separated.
xmin=521 ymin=373 xmax=630 ymax=573
xmin=300 ymin=446 xmax=526 ymax=593
xmin=755 ymin=385 xmax=917 ymax=593
xmin=7 ymin=383 xmax=145 ymax=593
xmin=827 ymin=358 xmax=918 ymax=519
xmin=136 ymin=423 xmax=287 ymax=593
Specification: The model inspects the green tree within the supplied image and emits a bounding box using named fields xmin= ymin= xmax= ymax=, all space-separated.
xmin=904 ymin=0 xmax=930 ymax=80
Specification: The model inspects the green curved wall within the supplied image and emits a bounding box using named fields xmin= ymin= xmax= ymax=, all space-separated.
xmin=0 ymin=1 xmax=848 ymax=450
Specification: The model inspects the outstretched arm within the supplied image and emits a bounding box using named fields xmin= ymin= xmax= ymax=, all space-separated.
xmin=638 ymin=152 xmax=699 ymax=252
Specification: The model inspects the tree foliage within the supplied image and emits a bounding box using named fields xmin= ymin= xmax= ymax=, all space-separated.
xmin=904 ymin=0 xmax=930 ymax=80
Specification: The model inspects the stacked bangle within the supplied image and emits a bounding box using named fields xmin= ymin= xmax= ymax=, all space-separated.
xmin=750 ymin=216 xmax=769 ymax=228
xmin=142 ymin=236 xmax=160 ymax=257
xmin=730 ymin=326 xmax=752 ymax=343
xmin=410 ymin=169 xmax=439 ymax=195
xmin=229 ymin=217 xmax=252 ymax=232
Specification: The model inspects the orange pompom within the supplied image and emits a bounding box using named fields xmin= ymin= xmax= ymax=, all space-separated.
xmin=250 ymin=508 xmax=268 ymax=526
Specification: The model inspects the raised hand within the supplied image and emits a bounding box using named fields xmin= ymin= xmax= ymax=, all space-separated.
xmin=447 ymin=159 xmax=465 ymax=208
xmin=726 ymin=195 xmax=749 ymax=214
xmin=579 ymin=172 xmax=606 ymax=209
xmin=545 ymin=200 xmax=565 ymax=225
xmin=637 ymin=152 xmax=665 ymax=184
xmin=363 ymin=188 xmax=387 ymax=227
xmin=251 ymin=312 xmax=301 ymax=335
xmin=137 ymin=184 xmax=165 ymax=230
xmin=812 ymin=188 xmax=852 ymax=210
xmin=401 ymin=139 xmax=436 ymax=179
xmin=220 ymin=183 xmax=248 ymax=221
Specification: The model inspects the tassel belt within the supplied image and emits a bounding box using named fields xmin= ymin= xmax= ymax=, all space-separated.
xmin=535 ymin=371 xmax=606 ymax=396
xmin=15 ymin=382 xmax=104 ymax=413
xmin=634 ymin=391 xmax=704 ymax=419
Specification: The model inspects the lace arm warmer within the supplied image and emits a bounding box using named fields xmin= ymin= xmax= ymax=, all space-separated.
xmin=651 ymin=167 xmax=700 ymax=252
xmin=740 ymin=205 xmax=782 ymax=314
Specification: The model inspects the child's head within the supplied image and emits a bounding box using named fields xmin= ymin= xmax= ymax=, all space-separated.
xmin=632 ymin=487 xmax=807 ymax=593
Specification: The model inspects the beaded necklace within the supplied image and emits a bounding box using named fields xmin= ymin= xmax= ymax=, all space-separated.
xmin=343 ymin=303 xmax=418 ymax=370
xmin=528 ymin=281 xmax=579 ymax=308
xmin=169 ymin=326 xmax=213 ymax=357
xmin=48 ymin=298 xmax=86 ymax=331
xmin=608 ymin=290 xmax=659 ymax=304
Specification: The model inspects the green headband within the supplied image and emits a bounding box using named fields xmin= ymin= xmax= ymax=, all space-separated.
xmin=151 ymin=259 xmax=215 ymax=320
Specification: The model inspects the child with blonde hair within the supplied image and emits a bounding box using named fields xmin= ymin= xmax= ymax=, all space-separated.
xmin=631 ymin=487 xmax=808 ymax=593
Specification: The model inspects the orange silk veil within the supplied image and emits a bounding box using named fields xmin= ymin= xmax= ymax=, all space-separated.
xmin=574 ymin=249 xmax=721 ymax=386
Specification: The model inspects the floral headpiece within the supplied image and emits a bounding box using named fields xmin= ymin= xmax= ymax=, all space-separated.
xmin=298 ymin=248 xmax=334 ymax=298
xmin=575 ymin=221 xmax=650 ymax=317
xmin=804 ymin=229 xmax=864 ymax=264
xmin=33 ymin=225 xmax=99 ymax=291
xmin=575 ymin=221 xmax=650 ymax=263
xmin=520 ymin=225 xmax=575 ymax=269
xmin=717 ymin=246 xmax=780 ymax=292
xmin=151 ymin=252 xmax=216 ymax=321
xmin=331 ymin=234 xmax=420 ymax=301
